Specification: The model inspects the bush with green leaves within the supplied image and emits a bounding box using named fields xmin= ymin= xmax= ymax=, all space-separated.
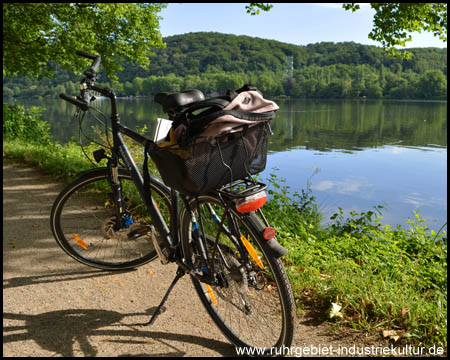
xmin=3 ymin=103 xmax=52 ymax=145
xmin=264 ymin=175 xmax=447 ymax=348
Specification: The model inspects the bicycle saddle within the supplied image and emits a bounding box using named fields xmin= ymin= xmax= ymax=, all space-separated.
xmin=155 ymin=89 xmax=205 ymax=113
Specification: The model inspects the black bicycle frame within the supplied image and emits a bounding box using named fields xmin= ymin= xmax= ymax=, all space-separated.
xmin=92 ymin=85 xmax=175 ymax=249
xmin=90 ymin=84 xmax=250 ymax=283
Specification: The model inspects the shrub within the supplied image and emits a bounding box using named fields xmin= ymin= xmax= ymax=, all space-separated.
xmin=3 ymin=103 xmax=52 ymax=145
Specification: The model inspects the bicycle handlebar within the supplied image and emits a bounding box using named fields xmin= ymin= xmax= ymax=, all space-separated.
xmin=59 ymin=93 xmax=89 ymax=111
xmin=59 ymin=51 xmax=104 ymax=110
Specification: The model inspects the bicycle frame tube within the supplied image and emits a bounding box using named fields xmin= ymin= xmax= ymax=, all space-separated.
xmin=96 ymin=85 xmax=175 ymax=248
xmin=117 ymin=118 xmax=247 ymax=280
xmin=117 ymin=129 xmax=174 ymax=247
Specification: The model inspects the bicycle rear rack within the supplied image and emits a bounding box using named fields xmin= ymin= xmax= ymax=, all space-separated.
xmin=216 ymin=178 xmax=267 ymax=200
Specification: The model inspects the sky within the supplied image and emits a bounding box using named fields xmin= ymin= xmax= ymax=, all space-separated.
xmin=158 ymin=3 xmax=447 ymax=49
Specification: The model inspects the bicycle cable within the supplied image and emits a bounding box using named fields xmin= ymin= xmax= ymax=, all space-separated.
xmin=89 ymin=106 xmax=114 ymax=150
xmin=76 ymin=111 xmax=97 ymax=168
xmin=76 ymin=107 xmax=113 ymax=167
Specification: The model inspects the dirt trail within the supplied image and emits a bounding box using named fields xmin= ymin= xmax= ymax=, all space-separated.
xmin=3 ymin=161 xmax=378 ymax=357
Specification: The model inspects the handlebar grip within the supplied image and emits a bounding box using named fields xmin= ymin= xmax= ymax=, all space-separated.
xmin=59 ymin=93 xmax=89 ymax=111
xmin=91 ymin=84 xmax=110 ymax=97
xmin=76 ymin=50 xmax=101 ymax=73
xmin=91 ymin=57 xmax=101 ymax=73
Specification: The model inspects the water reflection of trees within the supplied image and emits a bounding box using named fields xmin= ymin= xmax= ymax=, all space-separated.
xmin=270 ymin=100 xmax=447 ymax=152
xmin=40 ymin=98 xmax=165 ymax=144
xmin=24 ymin=98 xmax=447 ymax=152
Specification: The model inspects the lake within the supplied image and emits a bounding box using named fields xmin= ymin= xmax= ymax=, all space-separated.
xmin=13 ymin=97 xmax=447 ymax=232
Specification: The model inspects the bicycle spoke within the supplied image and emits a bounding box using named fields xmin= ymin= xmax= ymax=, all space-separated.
xmin=52 ymin=170 xmax=171 ymax=270
xmin=181 ymin=195 xmax=294 ymax=350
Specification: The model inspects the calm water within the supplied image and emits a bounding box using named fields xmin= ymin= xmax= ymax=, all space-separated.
xmin=14 ymin=97 xmax=447 ymax=231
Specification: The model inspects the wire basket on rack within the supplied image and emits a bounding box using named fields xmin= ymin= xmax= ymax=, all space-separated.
xmin=150 ymin=122 xmax=270 ymax=195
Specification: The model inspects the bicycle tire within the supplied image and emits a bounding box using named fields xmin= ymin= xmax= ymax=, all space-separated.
xmin=50 ymin=167 xmax=171 ymax=270
xmin=179 ymin=194 xmax=295 ymax=354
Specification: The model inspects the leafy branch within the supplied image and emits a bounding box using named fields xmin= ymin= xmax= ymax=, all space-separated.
xmin=343 ymin=3 xmax=447 ymax=59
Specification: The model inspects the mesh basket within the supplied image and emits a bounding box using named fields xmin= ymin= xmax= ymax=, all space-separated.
xmin=150 ymin=122 xmax=270 ymax=195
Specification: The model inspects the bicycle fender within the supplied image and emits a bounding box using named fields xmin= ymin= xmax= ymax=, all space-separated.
xmin=250 ymin=213 xmax=288 ymax=258
xmin=263 ymin=237 xmax=289 ymax=258
xmin=71 ymin=167 xmax=116 ymax=182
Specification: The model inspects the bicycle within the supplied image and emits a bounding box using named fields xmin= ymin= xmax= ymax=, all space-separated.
xmin=50 ymin=51 xmax=296 ymax=354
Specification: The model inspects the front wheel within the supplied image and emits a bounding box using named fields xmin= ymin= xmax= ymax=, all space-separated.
xmin=50 ymin=167 xmax=171 ymax=270
xmin=180 ymin=194 xmax=295 ymax=354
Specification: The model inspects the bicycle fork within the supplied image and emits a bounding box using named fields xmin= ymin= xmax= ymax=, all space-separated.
xmin=108 ymin=164 xmax=127 ymax=230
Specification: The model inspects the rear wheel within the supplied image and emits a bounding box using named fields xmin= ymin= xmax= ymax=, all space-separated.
xmin=50 ymin=168 xmax=171 ymax=270
xmin=180 ymin=195 xmax=295 ymax=354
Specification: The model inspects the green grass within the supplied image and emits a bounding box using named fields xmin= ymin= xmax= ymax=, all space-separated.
xmin=267 ymin=179 xmax=447 ymax=350
xmin=4 ymin=139 xmax=95 ymax=182
xmin=3 ymin=102 xmax=447 ymax=349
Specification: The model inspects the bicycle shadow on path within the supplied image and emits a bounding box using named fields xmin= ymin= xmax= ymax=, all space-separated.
xmin=3 ymin=270 xmax=130 ymax=289
xmin=3 ymin=308 xmax=235 ymax=357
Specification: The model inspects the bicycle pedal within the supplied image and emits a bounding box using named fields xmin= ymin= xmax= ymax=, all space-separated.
xmin=127 ymin=225 xmax=152 ymax=239
xmin=149 ymin=226 xmax=169 ymax=265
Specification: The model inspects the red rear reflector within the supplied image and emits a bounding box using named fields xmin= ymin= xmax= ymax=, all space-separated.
xmin=263 ymin=227 xmax=276 ymax=240
xmin=236 ymin=192 xmax=267 ymax=213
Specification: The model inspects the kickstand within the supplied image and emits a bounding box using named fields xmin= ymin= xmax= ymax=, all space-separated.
xmin=142 ymin=267 xmax=185 ymax=326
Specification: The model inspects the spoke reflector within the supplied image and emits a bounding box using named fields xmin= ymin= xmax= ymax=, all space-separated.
xmin=205 ymin=284 xmax=217 ymax=306
xmin=241 ymin=235 xmax=264 ymax=269
xmin=72 ymin=233 xmax=88 ymax=250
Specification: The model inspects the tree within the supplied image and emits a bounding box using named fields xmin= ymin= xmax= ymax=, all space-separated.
xmin=247 ymin=3 xmax=447 ymax=58
xmin=3 ymin=3 xmax=166 ymax=78
xmin=245 ymin=3 xmax=273 ymax=15
xmin=342 ymin=3 xmax=447 ymax=58
xmin=132 ymin=77 xmax=145 ymax=96
xmin=416 ymin=70 xmax=447 ymax=99
xmin=365 ymin=79 xmax=383 ymax=98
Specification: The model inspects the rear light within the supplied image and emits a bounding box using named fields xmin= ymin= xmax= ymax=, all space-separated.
xmin=263 ymin=227 xmax=276 ymax=240
xmin=236 ymin=191 xmax=267 ymax=213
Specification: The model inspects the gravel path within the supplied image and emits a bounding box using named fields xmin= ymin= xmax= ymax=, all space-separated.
xmin=3 ymin=161 xmax=378 ymax=357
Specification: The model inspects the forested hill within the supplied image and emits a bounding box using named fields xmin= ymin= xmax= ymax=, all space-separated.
xmin=123 ymin=32 xmax=447 ymax=78
xmin=3 ymin=32 xmax=448 ymax=100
